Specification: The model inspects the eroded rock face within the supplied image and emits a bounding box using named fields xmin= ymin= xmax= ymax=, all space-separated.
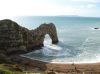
xmin=0 ymin=19 xmax=58 ymax=63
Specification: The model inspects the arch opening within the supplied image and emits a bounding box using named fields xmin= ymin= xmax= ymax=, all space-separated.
xmin=43 ymin=34 xmax=52 ymax=46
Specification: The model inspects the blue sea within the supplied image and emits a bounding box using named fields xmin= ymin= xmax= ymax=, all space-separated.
xmin=11 ymin=16 xmax=100 ymax=63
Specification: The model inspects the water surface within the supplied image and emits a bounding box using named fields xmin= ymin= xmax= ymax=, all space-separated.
xmin=11 ymin=16 xmax=100 ymax=63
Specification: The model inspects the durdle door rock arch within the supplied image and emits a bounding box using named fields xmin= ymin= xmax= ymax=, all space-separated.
xmin=0 ymin=19 xmax=59 ymax=64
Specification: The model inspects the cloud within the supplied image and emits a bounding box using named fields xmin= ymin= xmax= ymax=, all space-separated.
xmin=0 ymin=0 xmax=99 ymax=19
xmin=0 ymin=0 xmax=78 ymax=17
xmin=0 ymin=0 xmax=44 ymax=15
xmin=71 ymin=0 xmax=100 ymax=3
xmin=79 ymin=4 xmax=96 ymax=9
xmin=87 ymin=4 xmax=95 ymax=8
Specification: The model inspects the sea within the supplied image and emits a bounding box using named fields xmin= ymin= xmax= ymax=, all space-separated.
xmin=10 ymin=16 xmax=100 ymax=63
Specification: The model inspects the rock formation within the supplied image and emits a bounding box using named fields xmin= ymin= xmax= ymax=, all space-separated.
xmin=0 ymin=19 xmax=58 ymax=64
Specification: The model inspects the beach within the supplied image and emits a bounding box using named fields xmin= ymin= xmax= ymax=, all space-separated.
xmin=22 ymin=58 xmax=100 ymax=74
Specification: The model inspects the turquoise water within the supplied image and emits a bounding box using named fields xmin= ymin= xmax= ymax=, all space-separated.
xmin=11 ymin=16 xmax=100 ymax=63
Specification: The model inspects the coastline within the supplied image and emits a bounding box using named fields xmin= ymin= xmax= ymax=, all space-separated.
xmin=22 ymin=55 xmax=100 ymax=64
xmin=21 ymin=56 xmax=100 ymax=73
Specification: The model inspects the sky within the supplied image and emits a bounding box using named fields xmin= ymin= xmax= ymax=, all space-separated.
xmin=0 ymin=0 xmax=100 ymax=19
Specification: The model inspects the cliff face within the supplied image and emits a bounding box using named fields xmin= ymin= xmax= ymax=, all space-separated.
xmin=0 ymin=19 xmax=58 ymax=63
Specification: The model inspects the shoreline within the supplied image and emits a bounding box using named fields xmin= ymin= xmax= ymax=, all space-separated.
xmin=21 ymin=55 xmax=100 ymax=64
xmin=21 ymin=55 xmax=100 ymax=73
xmin=24 ymin=58 xmax=100 ymax=73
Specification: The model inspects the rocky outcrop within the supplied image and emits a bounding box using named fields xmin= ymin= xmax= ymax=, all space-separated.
xmin=0 ymin=19 xmax=58 ymax=64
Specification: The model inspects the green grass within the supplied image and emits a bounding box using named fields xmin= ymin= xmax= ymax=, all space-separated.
xmin=0 ymin=64 xmax=12 ymax=74
xmin=0 ymin=64 xmax=46 ymax=74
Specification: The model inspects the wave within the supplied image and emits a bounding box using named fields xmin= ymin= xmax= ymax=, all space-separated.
xmin=22 ymin=35 xmax=100 ymax=63
xmin=42 ymin=39 xmax=81 ymax=57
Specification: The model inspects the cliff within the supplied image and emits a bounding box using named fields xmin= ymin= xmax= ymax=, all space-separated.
xmin=0 ymin=19 xmax=58 ymax=64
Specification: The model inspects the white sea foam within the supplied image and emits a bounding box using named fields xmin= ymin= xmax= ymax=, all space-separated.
xmin=23 ymin=37 xmax=100 ymax=63
xmin=23 ymin=37 xmax=100 ymax=64
xmin=46 ymin=44 xmax=62 ymax=50
xmin=21 ymin=54 xmax=100 ymax=64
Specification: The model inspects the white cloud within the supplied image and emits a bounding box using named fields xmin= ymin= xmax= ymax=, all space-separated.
xmin=80 ymin=4 xmax=95 ymax=9
xmin=0 ymin=0 xmax=99 ymax=19
xmin=71 ymin=0 xmax=100 ymax=3
xmin=0 ymin=0 xmax=78 ymax=18
xmin=87 ymin=4 xmax=95 ymax=8
xmin=74 ymin=7 xmax=100 ymax=17
xmin=0 ymin=0 xmax=56 ymax=18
